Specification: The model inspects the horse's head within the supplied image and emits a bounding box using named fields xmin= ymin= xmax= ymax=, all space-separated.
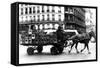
xmin=88 ymin=31 xmax=96 ymax=41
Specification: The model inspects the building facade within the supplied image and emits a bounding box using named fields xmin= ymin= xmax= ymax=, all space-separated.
xmin=19 ymin=4 xmax=86 ymax=33
xmin=64 ymin=7 xmax=86 ymax=33
xmin=19 ymin=4 xmax=64 ymax=32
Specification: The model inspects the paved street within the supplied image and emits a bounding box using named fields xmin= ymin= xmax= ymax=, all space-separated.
xmin=19 ymin=39 xmax=96 ymax=64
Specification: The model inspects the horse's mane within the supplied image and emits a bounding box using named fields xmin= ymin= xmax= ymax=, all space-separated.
xmin=68 ymin=31 xmax=96 ymax=41
xmin=68 ymin=33 xmax=89 ymax=40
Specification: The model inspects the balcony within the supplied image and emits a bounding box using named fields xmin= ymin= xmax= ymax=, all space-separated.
xmin=74 ymin=10 xmax=85 ymax=21
xmin=65 ymin=11 xmax=73 ymax=14
xmin=74 ymin=18 xmax=86 ymax=27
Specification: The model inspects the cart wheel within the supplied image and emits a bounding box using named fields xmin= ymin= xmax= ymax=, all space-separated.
xmin=51 ymin=47 xmax=58 ymax=55
xmin=37 ymin=46 xmax=43 ymax=53
xmin=27 ymin=47 xmax=34 ymax=55
xmin=58 ymin=46 xmax=64 ymax=54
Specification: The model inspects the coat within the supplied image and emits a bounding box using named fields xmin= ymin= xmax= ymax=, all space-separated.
xmin=56 ymin=29 xmax=64 ymax=43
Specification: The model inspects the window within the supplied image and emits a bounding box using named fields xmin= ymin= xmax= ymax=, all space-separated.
xmin=42 ymin=15 xmax=45 ymax=21
xmin=37 ymin=15 xmax=40 ymax=21
xmin=70 ymin=7 xmax=73 ymax=12
xmin=25 ymin=8 xmax=28 ymax=14
xmin=33 ymin=7 xmax=35 ymax=13
xmin=73 ymin=16 xmax=74 ymax=21
xmin=47 ymin=14 xmax=49 ymax=21
xmin=59 ymin=15 xmax=61 ymax=21
xmin=58 ymin=7 xmax=61 ymax=13
xmin=40 ymin=24 xmax=43 ymax=30
xmin=30 ymin=16 xmax=32 ymax=22
xmin=44 ymin=24 xmax=48 ymax=29
xmin=70 ymin=15 xmax=73 ymax=21
xmin=65 ymin=14 xmax=68 ymax=21
xmin=47 ymin=6 xmax=49 ymax=12
xmin=21 ymin=8 xmax=23 ymax=15
xmin=68 ymin=15 xmax=70 ymax=20
xmin=37 ymin=6 xmax=40 ymax=13
xmin=35 ymin=25 xmax=38 ymax=30
xmin=52 ymin=14 xmax=55 ymax=21
xmin=29 ymin=7 xmax=32 ymax=14
xmin=42 ymin=6 xmax=44 ymax=13
xmin=65 ymin=7 xmax=68 ymax=11
xmin=49 ymin=24 xmax=53 ymax=29
xmin=52 ymin=6 xmax=55 ymax=12
xmin=26 ymin=16 xmax=27 ymax=21
xmin=34 ymin=16 xmax=35 ymax=21
xmin=55 ymin=24 xmax=59 ymax=29
xmin=21 ymin=4 xmax=23 ymax=7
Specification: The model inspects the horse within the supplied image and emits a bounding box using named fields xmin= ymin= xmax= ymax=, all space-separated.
xmin=66 ymin=31 xmax=96 ymax=54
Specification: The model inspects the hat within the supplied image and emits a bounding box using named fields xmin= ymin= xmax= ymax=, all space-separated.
xmin=58 ymin=26 xmax=62 ymax=30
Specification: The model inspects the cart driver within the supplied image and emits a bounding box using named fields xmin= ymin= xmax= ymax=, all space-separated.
xmin=56 ymin=24 xmax=65 ymax=44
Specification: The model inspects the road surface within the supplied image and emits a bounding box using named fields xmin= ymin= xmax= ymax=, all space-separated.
xmin=19 ymin=41 xmax=96 ymax=64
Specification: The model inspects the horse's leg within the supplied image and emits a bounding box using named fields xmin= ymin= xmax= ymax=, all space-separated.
xmin=86 ymin=43 xmax=91 ymax=54
xmin=75 ymin=42 xmax=79 ymax=53
xmin=69 ymin=42 xmax=75 ymax=53
xmin=80 ymin=43 xmax=86 ymax=53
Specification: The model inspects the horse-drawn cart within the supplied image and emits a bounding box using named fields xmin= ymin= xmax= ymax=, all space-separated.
xmin=20 ymin=30 xmax=62 ymax=55
xmin=20 ymin=29 xmax=78 ymax=55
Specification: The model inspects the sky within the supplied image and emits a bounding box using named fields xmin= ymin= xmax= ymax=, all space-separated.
xmin=85 ymin=8 xmax=96 ymax=26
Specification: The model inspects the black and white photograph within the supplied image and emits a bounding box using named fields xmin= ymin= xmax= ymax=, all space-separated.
xmin=11 ymin=2 xmax=97 ymax=65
